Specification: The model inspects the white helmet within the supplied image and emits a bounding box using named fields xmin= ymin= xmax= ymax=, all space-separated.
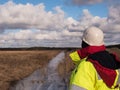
xmin=82 ymin=26 xmax=104 ymax=46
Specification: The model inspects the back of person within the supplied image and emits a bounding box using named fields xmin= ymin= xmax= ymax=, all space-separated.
xmin=69 ymin=51 xmax=120 ymax=90
xmin=69 ymin=26 xmax=120 ymax=90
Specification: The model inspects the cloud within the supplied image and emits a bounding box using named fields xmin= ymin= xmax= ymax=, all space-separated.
xmin=0 ymin=29 xmax=82 ymax=47
xmin=0 ymin=1 xmax=83 ymax=47
xmin=0 ymin=1 xmax=67 ymax=31
xmin=1 ymin=5 xmax=120 ymax=47
xmin=67 ymin=0 xmax=103 ymax=5
xmin=65 ymin=0 xmax=120 ymax=6
xmin=65 ymin=0 xmax=112 ymax=6
xmin=108 ymin=5 xmax=120 ymax=24
xmin=0 ymin=1 xmax=81 ymax=32
xmin=0 ymin=1 xmax=120 ymax=47
xmin=69 ymin=9 xmax=107 ymax=31
xmin=100 ymin=5 xmax=120 ymax=32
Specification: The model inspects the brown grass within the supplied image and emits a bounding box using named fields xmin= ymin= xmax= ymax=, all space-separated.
xmin=0 ymin=50 xmax=61 ymax=90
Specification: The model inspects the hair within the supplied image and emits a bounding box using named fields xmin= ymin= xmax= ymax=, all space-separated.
xmin=81 ymin=40 xmax=89 ymax=48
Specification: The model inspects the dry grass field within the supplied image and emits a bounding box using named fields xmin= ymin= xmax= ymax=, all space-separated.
xmin=0 ymin=50 xmax=61 ymax=90
xmin=0 ymin=46 xmax=120 ymax=90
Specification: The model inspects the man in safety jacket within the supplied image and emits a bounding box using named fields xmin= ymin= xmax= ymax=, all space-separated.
xmin=69 ymin=26 xmax=120 ymax=90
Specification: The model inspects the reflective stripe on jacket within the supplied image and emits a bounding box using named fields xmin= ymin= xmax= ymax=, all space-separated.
xmin=69 ymin=51 xmax=120 ymax=90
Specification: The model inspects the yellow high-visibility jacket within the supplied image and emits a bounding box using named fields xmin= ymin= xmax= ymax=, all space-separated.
xmin=69 ymin=50 xmax=120 ymax=90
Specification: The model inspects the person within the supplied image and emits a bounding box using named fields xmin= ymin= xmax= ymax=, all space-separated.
xmin=69 ymin=26 xmax=120 ymax=90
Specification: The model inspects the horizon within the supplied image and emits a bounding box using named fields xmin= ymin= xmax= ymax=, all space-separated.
xmin=0 ymin=43 xmax=119 ymax=49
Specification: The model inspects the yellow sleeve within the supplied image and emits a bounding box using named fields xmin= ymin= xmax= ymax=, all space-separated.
xmin=71 ymin=61 xmax=97 ymax=90
xmin=69 ymin=51 xmax=81 ymax=65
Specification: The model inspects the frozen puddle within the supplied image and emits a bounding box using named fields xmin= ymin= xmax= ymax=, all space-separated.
xmin=10 ymin=51 xmax=67 ymax=90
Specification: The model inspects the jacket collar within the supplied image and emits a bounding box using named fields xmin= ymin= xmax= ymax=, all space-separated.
xmin=77 ymin=45 xmax=106 ymax=59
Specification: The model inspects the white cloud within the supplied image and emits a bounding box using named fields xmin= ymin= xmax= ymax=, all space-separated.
xmin=108 ymin=5 xmax=120 ymax=24
xmin=0 ymin=1 xmax=67 ymax=31
xmin=100 ymin=5 xmax=120 ymax=33
xmin=0 ymin=1 xmax=120 ymax=47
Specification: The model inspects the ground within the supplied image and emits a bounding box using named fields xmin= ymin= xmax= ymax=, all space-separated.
xmin=0 ymin=47 xmax=120 ymax=90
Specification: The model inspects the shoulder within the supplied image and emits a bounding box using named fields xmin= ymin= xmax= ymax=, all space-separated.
xmin=69 ymin=51 xmax=81 ymax=65
xmin=77 ymin=59 xmax=97 ymax=75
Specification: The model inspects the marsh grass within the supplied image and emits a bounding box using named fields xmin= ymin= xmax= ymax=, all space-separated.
xmin=0 ymin=50 xmax=61 ymax=90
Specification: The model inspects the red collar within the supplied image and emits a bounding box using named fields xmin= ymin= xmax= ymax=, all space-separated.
xmin=77 ymin=45 xmax=106 ymax=59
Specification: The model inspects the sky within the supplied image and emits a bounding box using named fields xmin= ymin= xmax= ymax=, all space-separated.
xmin=0 ymin=0 xmax=120 ymax=48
